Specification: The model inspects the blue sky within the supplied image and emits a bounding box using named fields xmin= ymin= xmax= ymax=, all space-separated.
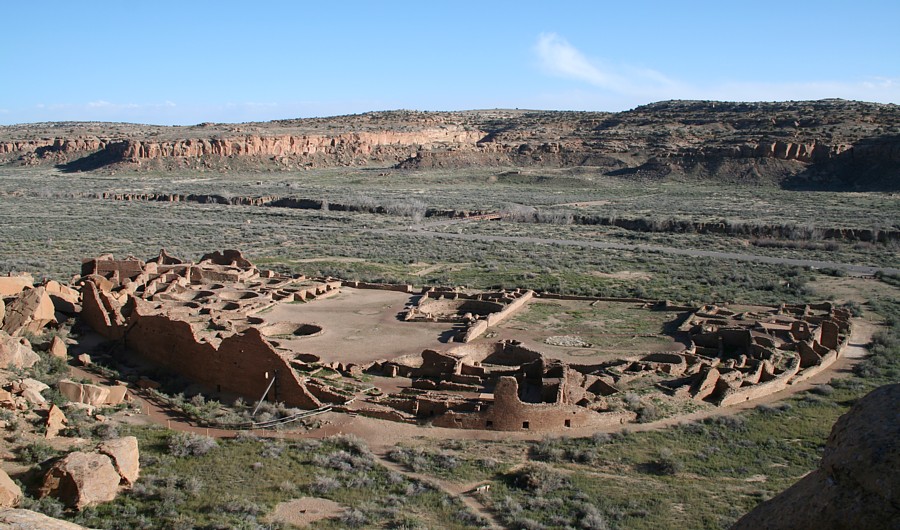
xmin=2 ymin=1 xmax=898 ymax=125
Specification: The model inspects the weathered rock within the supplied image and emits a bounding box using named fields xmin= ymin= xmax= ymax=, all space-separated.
xmin=731 ymin=383 xmax=900 ymax=530
xmin=1 ymin=287 xmax=56 ymax=336
xmin=0 ymin=299 xmax=4 ymax=324
xmin=0 ymin=508 xmax=92 ymax=529
xmin=48 ymin=336 xmax=67 ymax=359
xmin=81 ymin=384 xmax=109 ymax=406
xmin=20 ymin=388 xmax=46 ymax=405
xmin=14 ymin=378 xmax=49 ymax=395
xmin=105 ymin=384 xmax=128 ymax=405
xmin=76 ymin=353 xmax=92 ymax=366
xmin=97 ymin=436 xmax=139 ymax=485
xmin=57 ymin=380 xmax=84 ymax=403
xmin=38 ymin=451 xmax=120 ymax=509
xmin=43 ymin=280 xmax=80 ymax=314
xmin=0 ymin=389 xmax=14 ymax=409
xmin=45 ymin=404 xmax=67 ymax=438
xmin=0 ymin=332 xmax=39 ymax=369
xmin=0 ymin=273 xmax=33 ymax=297
xmin=0 ymin=468 xmax=22 ymax=507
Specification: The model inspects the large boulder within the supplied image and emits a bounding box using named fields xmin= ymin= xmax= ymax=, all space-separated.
xmin=0 ymin=332 xmax=39 ymax=369
xmin=57 ymin=380 xmax=84 ymax=403
xmin=0 ymin=468 xmax=22 ymax=507
xmin=48 ymin=336 xmax=67 ymax=360
xmin=38 ymin=452 xmax=120 ymax=510
xmin=731 ymin=383 xmax=900 ymax=530
xmin=0 ymin=273 xmax=33 ymax=297
xmin=97 ymin=437 xmax=139 ymax=485
xmin=56 ymin=380 xmax=125 ymax=407
xmin=0 ymin=508 xmax=91 ymax=529
xmin=1 ymin=287 xmax=56 ymax=336
xmin=80 ymin=384 xmax=109 ymax=407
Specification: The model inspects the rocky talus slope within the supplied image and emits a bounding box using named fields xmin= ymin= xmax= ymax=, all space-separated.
xmin=1 ymin=100 xmax=898 ymax=187
xmin=730 ymin=383 xmax=900 ymax=530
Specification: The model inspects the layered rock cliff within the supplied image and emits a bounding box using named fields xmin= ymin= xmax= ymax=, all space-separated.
xmin=1 ymin=100 xmax=898 ymax=187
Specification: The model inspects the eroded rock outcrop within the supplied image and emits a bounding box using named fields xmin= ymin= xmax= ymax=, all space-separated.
xmin=731 ymin=383 xmax=900 ymax=530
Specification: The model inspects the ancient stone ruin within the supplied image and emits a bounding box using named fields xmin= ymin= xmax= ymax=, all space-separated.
xmin=76 ymin=250 xmax=853 ymax=432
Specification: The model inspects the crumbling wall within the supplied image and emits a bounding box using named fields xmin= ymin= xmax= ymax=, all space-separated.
xmin=433 ymin=376 xmax=620 ymax=431
xmin=716 ymin=356 xmax=801 ymax=406
xmin=124 ymin=305 xmax=320 ymax=408
xmin=342 ymin=281 xmax=415 ymax=293
xmin=79 ymin=282 xmax=127 ymax=340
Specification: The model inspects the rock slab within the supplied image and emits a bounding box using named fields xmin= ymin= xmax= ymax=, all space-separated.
xmin=730 ymin=383 xmax=900 ymax=530
xmin=38 ymin=452 xmax=120 ymax=510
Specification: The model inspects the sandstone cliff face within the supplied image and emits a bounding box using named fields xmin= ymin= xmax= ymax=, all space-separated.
xmin=730 ymin=383 xmax=900 ymax=530
xmin=119 ymin=127 xmax=482 ymax=160
xmin=2 ymin=100 xmax=898 ymax=186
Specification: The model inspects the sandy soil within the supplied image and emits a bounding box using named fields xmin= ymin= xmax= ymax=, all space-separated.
xmin=266 ymin=497 xmax=345 ymax=527
xmin=260 ymin=288 xmax=456 ymax=364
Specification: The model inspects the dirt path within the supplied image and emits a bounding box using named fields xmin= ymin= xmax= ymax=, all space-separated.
xmin=372 ymin=452 xmax=503 ymax=529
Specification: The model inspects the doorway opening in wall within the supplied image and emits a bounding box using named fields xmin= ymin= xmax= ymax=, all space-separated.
xmin=486 ymin=420 xmax=493 ymax=428
xmin=564 ymin=419 xmax=571 ymax=428
xmin=522 ymin=421 xmax=530 ymax=429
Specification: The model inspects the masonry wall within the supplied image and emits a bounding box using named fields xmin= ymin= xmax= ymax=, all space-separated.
xmin=125 ymin=307 xmax=320 ymax=408
xmin=717 ymin=356 xmax=802 ymax=406
xmin=432 ymin=376 xmax=626 ymax=431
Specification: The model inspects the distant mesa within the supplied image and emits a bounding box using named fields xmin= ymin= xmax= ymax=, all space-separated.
xmin=1 ymin=100 xmax=898 ymax=188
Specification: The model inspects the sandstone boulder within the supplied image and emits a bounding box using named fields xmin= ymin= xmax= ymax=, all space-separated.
xmin=38 ymin=451 xmax=120 ymax=509
xmin=43 ymin=280 xmax=80 ymax=315
xmin=0 ymin=468 xmax=22 ymax=508
xmin=1 ymin=287 xmax=56 ymax=336
xmin=0 ymin=273 xmax=33 ymax=297
xmin=81 ymin=384 xmax=109 ymax=406
xmin=76 ymin=353 xmax=92 ymax=366
xmin=20 ymin=388 xmax=46 ymax=405
xmin=97 ymin=436 xmax=139 ymax=485
xmin=0 ymin=332 xmax=39 ymax=369
xmin=57 ymin=380 xmax=84 ymax=403
xmin=731 ymin=383 xmax=900 ymax=530
xmin=13 ymin=378 xmax=49 ymax=395
xmin=48 ymin=336 xmax=67 ymax=359
xmin=0 ymin=508 xmax=91 ymax=529
xmin=105 ymin=384 xmax=128 ymax=405
xmin=0 ymin=389 xmax=14 ymax=409
xmin=45 ymin=404 xmax=67 ymax=438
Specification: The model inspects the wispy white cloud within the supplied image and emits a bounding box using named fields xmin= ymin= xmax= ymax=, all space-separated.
xmin=534 ymin=33 xmax=900 ymax=107
xmin=534 ymin=33 xmax=684 ymax=97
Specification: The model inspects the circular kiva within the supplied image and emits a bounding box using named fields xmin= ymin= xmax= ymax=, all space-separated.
xmin=216 ymin=290 xmax=261 ymax=301
xmin=416 ymin=298 xmax=503 ymax=318
xmin=259 ymin=321 xmax=324 ymax=338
